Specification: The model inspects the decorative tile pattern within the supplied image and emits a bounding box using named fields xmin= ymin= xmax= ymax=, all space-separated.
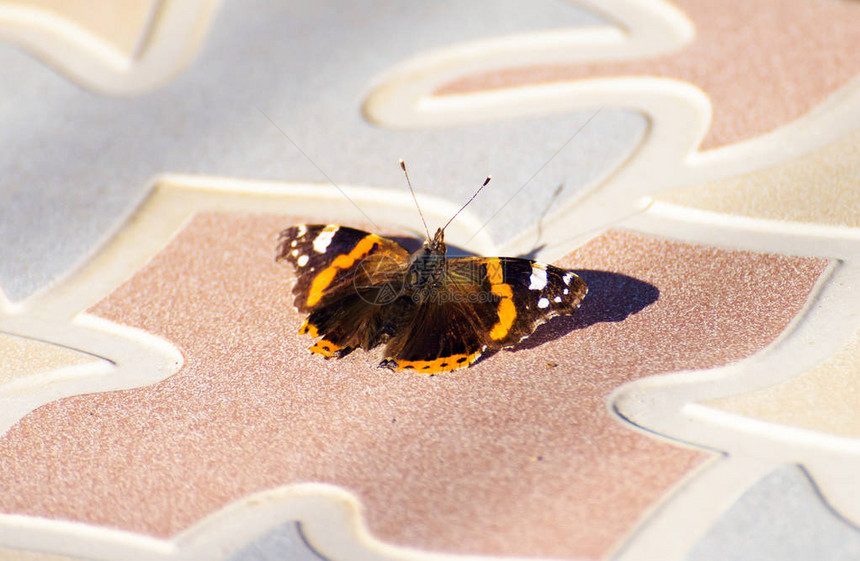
xmin=1 ymin=1 xmax=859 ymax=560
xmin=708 ymin=322 xmax=860 ymax=437
xmin=0 ymin=0 xmax=642 ymax=301
xmin=6 ymin=0 xmax=158 ymax=54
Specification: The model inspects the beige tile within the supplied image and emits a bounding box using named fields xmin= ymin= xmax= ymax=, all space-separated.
xmin=709 ymin=329 xmax=860 ymax=437
xmin=656 ymin=130 xmax=860 ymax=226
xmin=0 ymin=548 xmax=77 ymax=561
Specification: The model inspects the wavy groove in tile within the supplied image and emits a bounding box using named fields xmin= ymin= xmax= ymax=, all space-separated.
xmin=0 ymin=0 xmax=220 ymax=94
xmin=0 ymin=213 xmax=829 ymax=559
xmin=613 ymin=204 xmax=860 ymax=537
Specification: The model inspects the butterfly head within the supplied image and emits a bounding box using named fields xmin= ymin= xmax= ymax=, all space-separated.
xmin=424 ymin=227 xmax=446 ymax=255
xmin=410 ymin=227 xmax=446 ymax=266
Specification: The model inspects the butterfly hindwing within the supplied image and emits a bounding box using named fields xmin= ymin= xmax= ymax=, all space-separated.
xmin=380 ymin=257 xmax=587 ymax=373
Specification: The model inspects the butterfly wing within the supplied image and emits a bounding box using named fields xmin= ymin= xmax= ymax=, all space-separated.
xmin=380 ymin=257 xmax=587 ymax=373
xmin=277 ymin=224 xmax=411 ymax=355
xmin=475 ymin=257 xmax=588 ymax=348
xmin=277 ymin=224 xmax=410 ymax=312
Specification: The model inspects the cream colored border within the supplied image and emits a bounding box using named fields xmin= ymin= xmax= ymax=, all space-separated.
xmin=18 ymin=175 xmax=499 ymax=317
xmin=363 ymin=0 xmax=695 ymax=127
xmin=0 ymin=484 xmax=574 ymax=561
xmin=0 ymin=314 xmax=182 ymax=435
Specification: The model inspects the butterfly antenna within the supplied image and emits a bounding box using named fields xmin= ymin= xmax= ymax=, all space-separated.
xmin=400 ymin=159 xmax=431 ymax=240
xmin=442 ymin=174 xmax=492 ymax=232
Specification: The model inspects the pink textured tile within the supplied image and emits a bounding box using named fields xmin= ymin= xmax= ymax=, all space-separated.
xmin=0 ymin=215 xmax=828 ymax=559
xmin=437 ymin=0 xmax=860 ymax=150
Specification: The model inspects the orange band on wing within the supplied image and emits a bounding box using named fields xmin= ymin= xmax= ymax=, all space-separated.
xmin=309 ymin=338 xmax=344 ymax=357
xmin=298 ymin=319 xmax=319 ymax=337
xmin=386 ymin=350 xmax=482 ymax=373
xmin=486 ymin=259 xmax=516 ymax=340
xmin=306 ymin=235 xmax=380 ymax=307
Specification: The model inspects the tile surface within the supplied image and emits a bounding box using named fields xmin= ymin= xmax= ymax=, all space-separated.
xmin=225 ymin=521 xmax=324 ymax=561
xmin=708 ymin=329 xmax=860 ymax=437
xmin=1 ymin=1 xmax=859 ymax=560
xmin=657 ymin=129 xmax=860 ymax=226
xmin=0 ymin=216 xmax=827 ymax=559
xmin=0 ymin=333 xmax=95 ymax=385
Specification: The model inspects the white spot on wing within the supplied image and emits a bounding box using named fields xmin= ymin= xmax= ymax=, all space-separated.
xmin=297 ymin=254 xmax=309 ymax=267
xmin=563 ymin=288 xmax=569 ymax=295
xmin=297 ymin=224 xmax=308 ymax=237
xmin=537 ymin=297 xmax=550 ymax=309
xmin=290 ymin=240 xmax=297 ymax=247
xmin=291 ymin=249 xmax=299 ymax=257
xmin=554 ymin=296 xmax=562 ymax=303
xmin=313 ymin=225 xmax=339 ymax=253
xmin=529 ymin=263 xmax=548 ymax=291
xmin=562 ymin=272 xmax=574 ymax=285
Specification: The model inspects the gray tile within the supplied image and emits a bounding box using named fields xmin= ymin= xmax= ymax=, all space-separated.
xmin=685 ymin=465 xmax=860 ymax=561
xmin=0 ymin=0 xmax=645 ymax=300
xmin=226 ymin=521 xmax=328 ymax=561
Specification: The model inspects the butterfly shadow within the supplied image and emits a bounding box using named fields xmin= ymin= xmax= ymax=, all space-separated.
xmin=512 ymin=269 xmax=659 ymax=352
xmin=390 ymin=236 xmax=477 ymax=257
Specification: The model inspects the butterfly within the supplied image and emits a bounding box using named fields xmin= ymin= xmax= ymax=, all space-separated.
xmin=276 ymin=162 xmax=587 ymax=374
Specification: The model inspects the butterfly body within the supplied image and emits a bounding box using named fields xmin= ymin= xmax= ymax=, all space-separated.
xmin=277 ymin=224 xmax=587 ymax=374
